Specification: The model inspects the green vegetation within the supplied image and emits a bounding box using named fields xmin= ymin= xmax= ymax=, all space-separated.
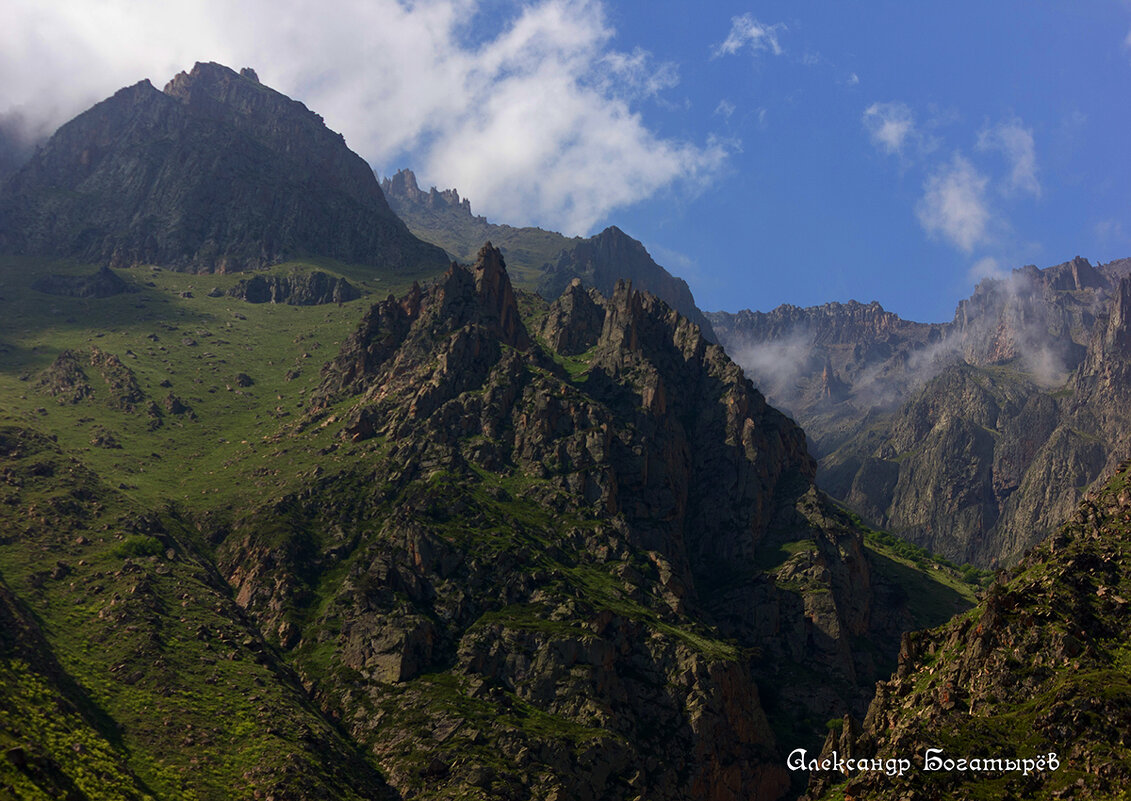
xmin=0 ymin=252 xmax=1010 ymax=800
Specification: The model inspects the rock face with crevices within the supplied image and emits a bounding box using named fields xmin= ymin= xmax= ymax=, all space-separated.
xmin=213 ymin=244 xmax=940 ymax=801
xmin=713 ymin=256 xmax=1131 ymax=567
xmin=226 ymin=270 xmax=362 ymax=305
xmin=806 ymin=462 xmax=1131 ymax=801
xmin=0 ymin=62 xmax=448 ymax=274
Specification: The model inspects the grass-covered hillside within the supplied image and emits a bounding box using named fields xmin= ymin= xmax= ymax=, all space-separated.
xmin=0 ymin=252 xmax=981 ymax=800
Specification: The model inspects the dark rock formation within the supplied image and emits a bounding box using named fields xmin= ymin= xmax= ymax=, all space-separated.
xmin=215 ymin=244 xmax=944 ymax=801
xmin=30 ymin=265 xmax=137 ymax=298
xmin=226 ymin=270 xmax=361 ymax=305
xmin=36 ymin=347 xmax=157 ymax=419
xmin=382 ymin=169 xmax=717 ymax=339
xmin=538 ymin=278 xmax=607 ymax=355
xmin=807 ymin=463 xmax=1131 ymax=800
xmin=540 ymin=225 xmax=717 ymax=341
xmin=0 ymin=63 xmax=448 ymax=274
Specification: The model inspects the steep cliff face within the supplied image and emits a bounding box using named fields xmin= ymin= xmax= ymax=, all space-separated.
xmin=210 ymin=245 xmax=947 ymax=800
xmin=714 ymin=257 xmax=1131 ymax=567
xmin=807 ymin=463 xmax=1131 ymax=801
xmin=952 ymin=257 xmax=1103 ymax=372
xmin=0 ymin=63 xmax=448 ymax=274
xmin=708 ymin=300 xmax=945 ymax=455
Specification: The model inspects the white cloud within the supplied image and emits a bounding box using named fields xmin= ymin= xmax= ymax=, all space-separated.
xmin=968 ymin=255 xmax=1006 ymax=283
xmin=977 ymin=118 xmax=1040 ymax=197
xmin=713 ymin=14 xmax=785 ymax=58
xmin=846 ymin=72 xmax=860 ymax=86
xmin=0 ymin=0 xmax=724 ymax=236
xmin=714 ymin=99 xmax=736 ymax=118
xmin=862 ymin=102 xmax=915 ymax=157
xmin=598 ymin=47 xmax=679 ymax=100
xmin=917 ymin=154 xmax=991 ymax=253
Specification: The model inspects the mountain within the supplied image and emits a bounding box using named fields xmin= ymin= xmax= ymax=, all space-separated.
xmin=380 ymin=168 xmax=577 ymax=286
xmin=708 ymin=300 xmax=946 ymax=457
xmin=711 ymin=256 xmax=1131 ymax=567
xmin=806 ymin=462 xmax=1131 ymax=801
xmin=0 ymin=116 xmax=37 ymax=183
xmin=0 ymin=63 xmax=448 ymax=274
xmin=0 ymin=229 xmax=975 ymax=799
xmin=381 ymin=168 xmax=716 ymax=340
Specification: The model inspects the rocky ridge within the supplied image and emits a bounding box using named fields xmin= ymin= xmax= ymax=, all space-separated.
xmin=806 ymin=461 xmax=1131 ymax=801
xmin=209 ymin=244 xmax=960 ymax=800
xmin=381 ymin=168 xmax=717 ymax=340
xmin=712 ymin=257 xmax=1131 ymax=566
xmin=0 ymin=63 xmax=448 ymax=274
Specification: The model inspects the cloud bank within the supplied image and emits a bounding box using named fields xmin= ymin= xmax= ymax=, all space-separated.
xmin=0 ymin=0 xmax=725 ymax=235
xmin=917 ymin=154 xmax=991 ymax=253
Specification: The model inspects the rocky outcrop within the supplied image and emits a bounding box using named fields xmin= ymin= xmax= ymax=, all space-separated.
xmin=540 ymin=226 xmax=717 ymax=341
xmin=807 ymin=463 xmax=1131 ymax=800
xmin=30 ymin=265 xmax=137 ymax=298
xmin=382 ymin=167 xmax=580 ymax=275
xmin=35 ymin=347 xmax=164 ymax=433
xmin=226 ymin=270 xmax=361 ymax=305
xmin=538 ymin=278 xmax=606 ymax=355
xmin=383 ymin=167 xmax=473 ymax=215
xmin=0 ymin=63 xmax=448 ymax=274
xmin=215 ymin=245 xmax=952 ymax=801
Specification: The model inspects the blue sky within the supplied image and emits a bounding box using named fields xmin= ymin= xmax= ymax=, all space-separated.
xmin=2 ymin=1 xmax=1129 ymax=321
xmin=602 ymin=1 xmax=1131 ymax=320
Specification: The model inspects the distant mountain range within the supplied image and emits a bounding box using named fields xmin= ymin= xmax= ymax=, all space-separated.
xmin=710 ymin=257 xmax=1131 ymax=567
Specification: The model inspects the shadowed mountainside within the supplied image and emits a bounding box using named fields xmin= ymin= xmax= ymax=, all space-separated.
xmin=0 ymin=63 xmax=448 ymax=274
xmin=806 ymin=461 xmax=1131 ymax=800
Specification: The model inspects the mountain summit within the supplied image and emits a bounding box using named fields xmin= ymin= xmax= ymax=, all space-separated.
xmin=0 ymin=62 xmax=448 ymax=273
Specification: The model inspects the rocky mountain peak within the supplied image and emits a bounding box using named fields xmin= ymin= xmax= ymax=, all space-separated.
xmin=540 ymin=227 xmax=717 ymax=341
xmin=538 ymin=277 xmax=606 ymax=355
xmin=0 ymin=63 xmax=447 ymax=273
xmin=471 ymin=242 xmax=527 ymax=349
xmin=381 ymin=168 xmax=472 ymax=214
xmin=383 ymin=167 xmax=425 ymax=202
